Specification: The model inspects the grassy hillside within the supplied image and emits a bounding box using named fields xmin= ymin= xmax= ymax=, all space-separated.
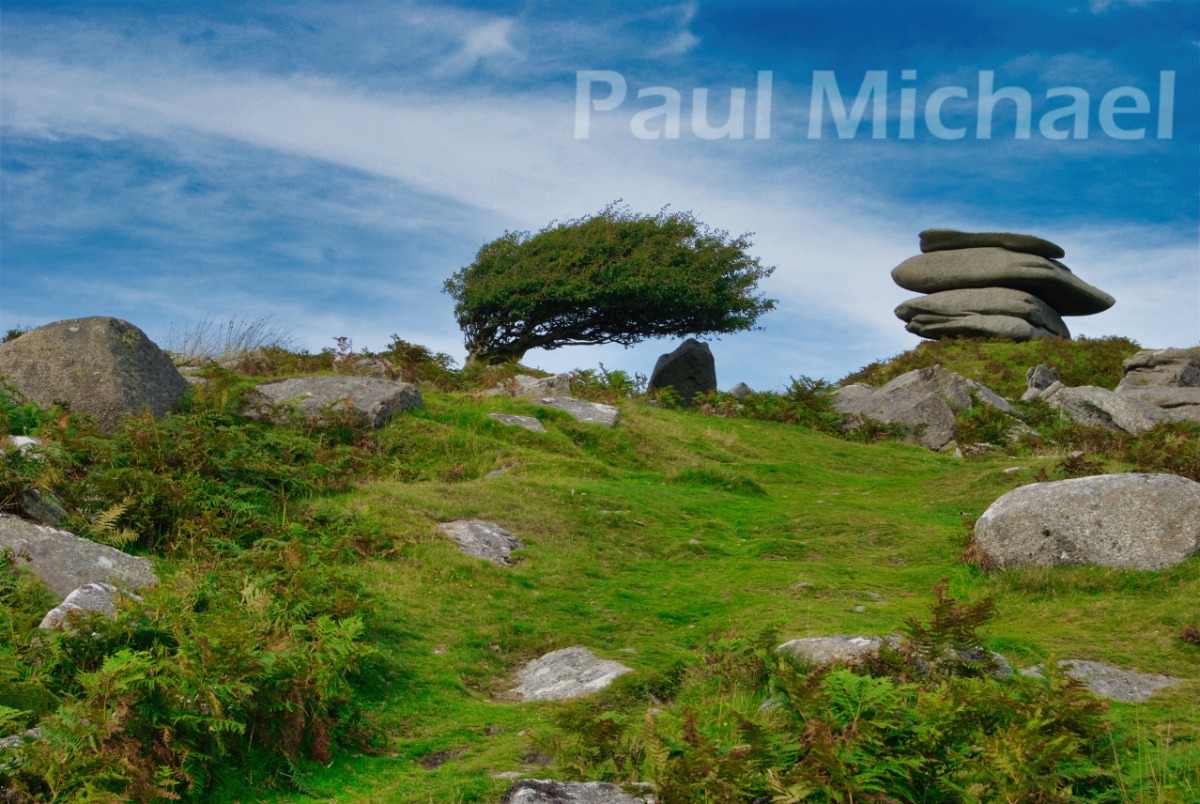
xmin=2 ymin=340 xmax=1199 ymax=803
xmin=840 ymin=335 xmax=1144 ymax=398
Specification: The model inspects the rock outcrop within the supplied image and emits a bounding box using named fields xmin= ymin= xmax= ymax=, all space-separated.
xmin=0 ymin=513 xmax=157 ymax=599
xmin=436 ymin=520 xmax=525 ymax=566
xmin=486 ymin=374 xmax=572 ymax=398
xmin=975 ymin=473 xmax=1200 ymax=571
xmin=1047 ymin=386 xmax=1173 ymax=434
xmin=511 ymin=647 xmax=633 ymax=702
xmin=648 ymin=339 xmax=716 ymax=406
xmin=891 ymin=232 xmax=1114 ymax=342
xmin=246 ymin=377 xmax=423 ymax=428
xmin=1022 ymin=364 xmax=1060 ymax=401
xmin=39 ymin=582 xmax=141 ymax=630
xmin=488 ymin=413 xmax=548 ymax=433
xmin=531 ymin=398 xmax=619 ymax=428
xmin=0 ymin=317 xmax=189 ymax=431
xmin=1023 ymin=661 xmax=1182 ymax=702
xmin=500 ymin=780 xmax=653 ymax=804
xmin=1116 ymin=348 xmax=1200 ymax=391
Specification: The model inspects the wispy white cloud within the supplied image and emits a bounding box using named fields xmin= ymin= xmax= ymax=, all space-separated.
xmin=1089 ymin=0 xmax=1170 ymax=12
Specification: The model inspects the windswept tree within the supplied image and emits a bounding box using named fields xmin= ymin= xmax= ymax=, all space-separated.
xmin=444 ymin=205 xmax=777 ymax=365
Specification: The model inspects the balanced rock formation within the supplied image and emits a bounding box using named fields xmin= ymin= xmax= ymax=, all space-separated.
xmin=0 ymin=317 xmax=189 ymax=431
xmin=975 ymin=473 xmax=1200 ymax=571
xmin=648 ymin=339 xmax=716 ymax=406
xmin=892 ymin=231 xmax=1115 ymax=341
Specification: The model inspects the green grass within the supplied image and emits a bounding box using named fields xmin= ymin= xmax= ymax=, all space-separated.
xmin=213 ymin=394 xmax=1199 ymax=803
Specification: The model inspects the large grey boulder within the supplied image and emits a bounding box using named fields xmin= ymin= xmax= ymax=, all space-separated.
xmin=779 ymin=635 xmax=882 ymax=665
xmin=501 ymin=780 xmax=653 ymax=804
xmin=1116 ymin=387 xmax=1200 ymax=423
xmin=0 ymin=513 xmax=157 ymax=599
xmin=880 ymin=366 xmax=973 ymax=411
xmin=511 ymin=647 xmax=633 ymax=702
xmin=1048 ymin=385 xmax=1173 ymax=434
xmin=1116 ymin=348 xmax=1200 ymax=391
xmin=436 ymin=520 xmax=524 ymax=566
xmin=1023 ymin=661 xmax=1182 ymax=702
xmin=0 ymin=317 xmax=188 ymax=431
xmin=975 ymin=473 xmax=1200 ymax=571
xmin=831 ymin=385 xmax=957 ymax=451
xmin=247 ymin=377 xmax=422 ymax=428
xmin=919 ymin=229 xmax=1066 ymax=260
xmin=905 ymin=314 xmax=1060 ymax=342
xmin=531 ymin=398 xmax=619 ymax=428
xmin=648 ymin=339 xmax=716 ymax=406
xmin=39 ymin=581 xmax=141 ymax=630
xmin=891 ymin=248 xmax=1115 ymax=316
xmin=488 ymin=413 xmax=547 ymax=433
xmin=895 ymin=288 xmax=1070 ymax=339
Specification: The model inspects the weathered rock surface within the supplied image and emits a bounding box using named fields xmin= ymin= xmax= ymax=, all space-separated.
xmin=1048 ymin=385 xmax=1174 ymax=434
xmin=779 ymin=635 xmax=1012 ymax=676
xmin=919 ymin=229 xmax=1066 ymax=260
xmin=831 ymin=385 xmax=957 ymax=451
xmin=965 ymin=378 xmax=1014 ymax=413
xmin=0 ymin=727 xmax=41 ymax=751
xmin=648 ymin=339 xmax=716 ymax=406
xmin=727 ymin=382 xmax=752 ymax=399
xmin=247 ymin=377 xmax=423 ymax=428
xmin=891 ymin=248 xmax=1115 ymax=316
xmin=486 ymin=374 xmax=572 ymax=398
xmin=779 ymin=635 xmax=882 ymax=665
xmin=905 ymin=314 xmax=1060 ymax=342
xmin=1116 ymin=386 xmax=1200 ymax=409
xmin=895 ymin=288 xmax=1070 ymax=339
xmin=0 ymin=317 xmax=189 ymax=431
xmin=436 ymin=520 xmax=524 ymax=566
xmin=3 ymin=436 xmax=43 ymax=458
xmin=975 ymin=473 xmax=1200 ymax=571
xmin=1022 ymin=364 xmax=1060 ymax=401
xmin=881 ymin=366 xmax=973 ymax=411
xmin=488 ymin=413 xmax=547 ymax=433
xmin=39 ymin=582 xmax=141 ymax=630
xmin=0 ymin=513 xmax=157 ymax=599
xmin=500 ymin=780 xmax=653 ymax=804
xmin=19 ymin=489 xmax=66 ymax=527
xmin=1023 ymin=661 xmax=1182 ymax=702
xmin=531 ymin=398 xmax=619 ymax=428
xmin=1116 ymin=348 xmax=1200 ymax=391
xmin=511 ymin=647 xmax=633 ymax=702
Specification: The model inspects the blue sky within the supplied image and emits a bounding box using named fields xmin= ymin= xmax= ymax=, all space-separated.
xmin=2 ymin=0 xmax=1196 ymax=389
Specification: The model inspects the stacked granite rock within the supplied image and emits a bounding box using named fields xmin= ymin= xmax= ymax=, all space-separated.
xmin=892 ymin=230 xmax=1115 ymax=341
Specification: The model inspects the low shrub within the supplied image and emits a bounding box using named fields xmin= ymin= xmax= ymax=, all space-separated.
xmin=546 ymin=586 xmax=1127 ymax=804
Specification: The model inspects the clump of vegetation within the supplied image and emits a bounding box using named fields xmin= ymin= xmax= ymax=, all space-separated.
xmin=842 ymin=336 xmax=1141 ymax=399
xmin=543 ymin=585 xmax=1126 ymax=804
xmin=0 ymin=376 xmax=391 ymax=800
xmin=164 ymin=314 xmax=300 ymax=366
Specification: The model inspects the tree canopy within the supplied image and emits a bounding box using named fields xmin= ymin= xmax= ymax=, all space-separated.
xmin=443 ymin=205 xmax=777 ymax=365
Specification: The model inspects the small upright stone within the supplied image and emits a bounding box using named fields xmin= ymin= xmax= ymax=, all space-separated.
xmin=727 ymin=382 xmax=753 ymax=399
xmin=648 ymin=339 xmax=716 ymax=406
